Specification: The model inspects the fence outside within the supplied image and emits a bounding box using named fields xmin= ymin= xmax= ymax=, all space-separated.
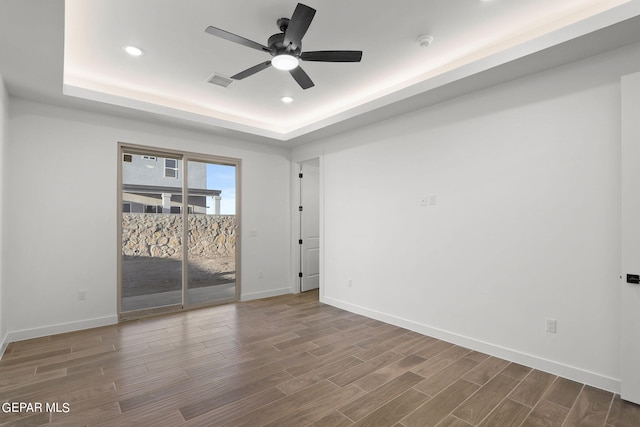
xmin=122 ymin=213 xmax=236 ymax=258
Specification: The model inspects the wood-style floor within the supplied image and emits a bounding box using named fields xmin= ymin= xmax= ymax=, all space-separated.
xmin=1 ymin=290 xmax=640 ymax=426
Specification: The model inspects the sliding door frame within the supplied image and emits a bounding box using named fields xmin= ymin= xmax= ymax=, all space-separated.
xmin=117 ymin=142 xmax=241 ymax=321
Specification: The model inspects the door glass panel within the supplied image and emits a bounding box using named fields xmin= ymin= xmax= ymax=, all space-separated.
xmin=121 ymin=152 xmax=183 ymax=312
xmin=186 ymin=160 xmax=236 ymax=305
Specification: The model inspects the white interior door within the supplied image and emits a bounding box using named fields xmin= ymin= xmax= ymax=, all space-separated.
xmin=300 ymin=162 xmax=320 ymax=292
xmin=621 ymin=72 xmax=640 ymax=404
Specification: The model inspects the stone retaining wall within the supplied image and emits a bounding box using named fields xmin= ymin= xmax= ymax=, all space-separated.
xmin=122 ymin=214 xmax=236 ymax=258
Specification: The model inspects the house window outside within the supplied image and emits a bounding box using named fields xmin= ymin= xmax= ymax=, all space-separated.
xmin=145 ymin=205 xmax=162 ymax=213
xmin=165 ymin=158 xmax=178 ymax=178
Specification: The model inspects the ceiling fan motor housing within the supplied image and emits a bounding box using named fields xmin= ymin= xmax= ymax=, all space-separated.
xmin=268 ymin=32 xmax=301 ymax=57
xmin=277 ymin=17 xmax=290 ymax=32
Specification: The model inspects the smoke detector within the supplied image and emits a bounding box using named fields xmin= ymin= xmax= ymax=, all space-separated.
xmin=417 ymin=35 xmax=434 ymax=48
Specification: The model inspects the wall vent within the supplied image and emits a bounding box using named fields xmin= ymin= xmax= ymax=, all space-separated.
xmin=207 ymin=73 xmax=233 ymax=88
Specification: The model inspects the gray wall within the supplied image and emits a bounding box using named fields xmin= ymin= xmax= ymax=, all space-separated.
xmin=3 ymin=98 xmax=292 ymax=345
xmin=293 ymin=41 xmax=640 ymax=392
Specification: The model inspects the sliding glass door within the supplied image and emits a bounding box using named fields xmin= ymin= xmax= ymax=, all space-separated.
xmin=119 ymin=145 xmax=239 ymax=319
xmin=186 ymin=160 xmax=237 ymax=305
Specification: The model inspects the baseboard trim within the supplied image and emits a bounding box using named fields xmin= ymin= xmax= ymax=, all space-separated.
xmin=0 ymin=332 xmax=9 ymax=359
xmin=241 ymin=287 xmax=292 ymax=301
xmin=321 ymin=296 xmax=620 ymax=394
xmin=3 ymin=315 xmax=118 ymax=353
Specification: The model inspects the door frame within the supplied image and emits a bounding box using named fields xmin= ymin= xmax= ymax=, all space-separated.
xmin=117 ymin=142 xmax=242 ymax=320
xmin=293 ymin=156 xmax=324 ymax=295
xmin=299 ymin=160 xmax=320 ymax=292
xmin=621 ymin=72 xmax=640 ymax=404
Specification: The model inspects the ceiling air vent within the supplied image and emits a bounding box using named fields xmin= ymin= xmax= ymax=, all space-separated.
xmin=207 ymin=73 xmax=233 ymax=88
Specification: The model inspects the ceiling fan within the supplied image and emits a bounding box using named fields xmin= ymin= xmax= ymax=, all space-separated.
xmin=205 ymin=3 xmax=363 ymax=89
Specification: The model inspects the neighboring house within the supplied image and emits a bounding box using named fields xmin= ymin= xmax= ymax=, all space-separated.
xmin=122 ymin=154 xmax=221 ymax=214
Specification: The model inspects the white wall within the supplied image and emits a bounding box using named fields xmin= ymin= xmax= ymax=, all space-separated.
xmin=294 ymin=41 xmax=640 ymax=392
xmin=0 ymin=73 xmax=8 ymax=354
xmin=5 ymin=99 xmax=292 ymax=342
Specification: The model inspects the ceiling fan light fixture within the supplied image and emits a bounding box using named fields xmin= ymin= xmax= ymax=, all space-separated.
xmin=123 ymin=45 xmax=144 ymax=57
xmin=272 ymin=54 xmax=299 ymax=71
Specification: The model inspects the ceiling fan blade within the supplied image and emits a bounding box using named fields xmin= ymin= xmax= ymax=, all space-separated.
xmin=301 ymin=50 xmax=363 ymax=62
xmin=231 ymin=61 xmax=272 ymax=80
xmin=205 ymin=26 xmax=269 ymax=52
xmin=289 ymin=66 xmax=314 ymax=90
xmin=283 ymin=3 xmax=316 ymax=51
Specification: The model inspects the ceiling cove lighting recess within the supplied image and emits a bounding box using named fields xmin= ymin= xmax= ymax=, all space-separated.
xmin=271 ymin=54 xmax=299 ymax=71
xmin=123 ymin=45 xmax=144 ymax=57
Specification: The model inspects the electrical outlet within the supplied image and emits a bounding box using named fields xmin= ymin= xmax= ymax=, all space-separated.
xmin=546 ymin=318 xmax=557 ymax=334
xmin=420 ymin=194 xmax=437 ymax=206
xmin=78 ymin=290 xmax=87 ymax=301
xmin=347 ymin=279 xmax=353 ymax=288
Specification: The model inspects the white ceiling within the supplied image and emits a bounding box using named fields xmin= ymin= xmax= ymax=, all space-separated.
xmin=2 ymin=1 xmax=640 ymax=145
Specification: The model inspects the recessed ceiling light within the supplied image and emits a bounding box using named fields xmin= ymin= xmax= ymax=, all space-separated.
xmin=272 ymin=54 xmax=299 ymax=71
xmin=123 ymin=45 xmax=144 ymax=57
xmin=281 ymin=96 xmax=294 ymax=103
